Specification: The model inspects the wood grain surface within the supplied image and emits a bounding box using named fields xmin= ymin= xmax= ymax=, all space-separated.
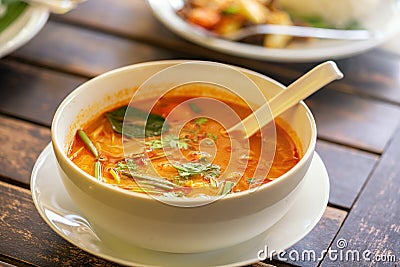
xmin=321 ymin=124 xmax=400 ymax=266
xmin=1 ymin=0 xmax=400 ymax=266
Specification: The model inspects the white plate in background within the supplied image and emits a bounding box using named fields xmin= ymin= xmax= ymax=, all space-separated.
xmin=0 ymin=5 xmax=48 ymax=58
xmin=147 ymin=0 xmax=400 ymax=62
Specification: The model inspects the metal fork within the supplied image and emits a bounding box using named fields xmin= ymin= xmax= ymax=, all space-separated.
xmin=221 ymin=24 xmax=372 ymax=41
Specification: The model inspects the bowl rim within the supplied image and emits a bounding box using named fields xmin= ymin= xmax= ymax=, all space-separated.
xmin=51 ymin=59 xmax=317 ymax=205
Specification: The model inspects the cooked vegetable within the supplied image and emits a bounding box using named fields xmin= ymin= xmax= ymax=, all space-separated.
xmin=77 ymin=130 xmax=99 ymax=159
xmin=106 ymin=105 xmax=168 ymax=138
xmin=109 ymin=168 xmax=121 ymax=184
xmin=217 ymin=181 xmax=235 ymax=195
xmin=94 ymin=161 xmax=102 ymax=181
xmin=177 ymin=0 xmax=365 ymax=48
xmin=178 ymin=0 xmax=295 ymax=48
xmin=145 ymin=135 xmax=189 ymax=150
xmin=172 ymin=161 xmax=221 ymax=180
xmin=237 ymin=0 xmax=269 ymax=24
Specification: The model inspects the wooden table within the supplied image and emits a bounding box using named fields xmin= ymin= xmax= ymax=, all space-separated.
xmin=1 ymin=1 xmax=399 ymax=266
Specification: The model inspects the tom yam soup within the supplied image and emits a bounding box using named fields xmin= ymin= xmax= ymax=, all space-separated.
xmin=68 ymin=85 xmax=301 ymax=197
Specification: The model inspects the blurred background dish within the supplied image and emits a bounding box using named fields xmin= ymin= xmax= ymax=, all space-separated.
xmin=147 ymin=0 xmax=400 ymax=62
xmin=0 ymin=2 xmax=48 ymax=58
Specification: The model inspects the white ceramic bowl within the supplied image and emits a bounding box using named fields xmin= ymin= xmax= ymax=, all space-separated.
xmin=51 ymin=60 xmax=317 ymax=253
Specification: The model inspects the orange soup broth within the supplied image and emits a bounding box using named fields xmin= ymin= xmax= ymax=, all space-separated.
xmin=68 ymin=95 xmax=301 ymax=195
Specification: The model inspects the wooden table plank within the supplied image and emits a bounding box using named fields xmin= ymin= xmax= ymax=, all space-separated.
xmin=321 ymin=124 xmax=400 ymax=266
xmin=11 ymin=21 xmax=184 ymax=78
xmin=306 ymin=89 xmax=400 ymax=154
xmin=335 ymin=52 xmax=400 ymax=105
xmin=0 ymin=181 xmax=119 ymax=266
xmin=55 ymin=0 xmax=180 ymax=43
xmin=0 ymin=59 xmax=86 ymax=126
xmin=0 ymin=115 xmax=49 ymax=186
xmin=316 ymin=140 xmax=378 ymax=209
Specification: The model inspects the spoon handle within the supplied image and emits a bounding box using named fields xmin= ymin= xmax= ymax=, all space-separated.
xmin=228 ymin=61 xmax=343 ymax=139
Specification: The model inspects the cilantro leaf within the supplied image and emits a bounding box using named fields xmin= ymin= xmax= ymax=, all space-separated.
xmin=172 ymin=162 xmax=221 ymax=180
xmin=145 ymin=135 xmax=189 ymax=150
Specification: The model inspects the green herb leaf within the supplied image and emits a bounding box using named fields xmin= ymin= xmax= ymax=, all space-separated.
xmin=296 ymin=15 xmax=331 ymax=28
xmin=172 ymin=162 xmax=221 ymax=179
xmin=206 ymin=132 xmax=218 ymax=141
xmin=0 ymin=1 xmax=27 ymax=33
xmin=145 ymin=135 xmax=189 ymax=150
xmin=217 ymin=181 xmax=234 ymax=195
xmin=116 ymin=159 xmax=137 ymax=173
xmin=291 ymin=14 xmax=364 ymax=30
xmin=115 ymin=159 xmax=179 ymax=190
xmin=222 ymin=6 xmax=239 ymax=15
xmin=195 ymin=117 xmax=208 ymax=126
xmin=106 ymin=106 xmax=169 ymax=138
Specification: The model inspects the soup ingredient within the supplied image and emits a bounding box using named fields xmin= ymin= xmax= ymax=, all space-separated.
xmin=173 ymin=161 xmax=221 ymax=180
xmin=106 ymin=105 xmax=168 ymax=138
xmin=94 ymin=161 xmax=102 ymax=181
xmin=77 ymin=129 xmax=99 ymax=158
xmin=145 ymin=135 xmax=189 ymax=150
xmin=178 ymin=0 xmax=295 ymax=48
xmin=77 ymin=129 xmax=102 ymax=180
xmin=217 ymin=180 xmax=235 ymax=195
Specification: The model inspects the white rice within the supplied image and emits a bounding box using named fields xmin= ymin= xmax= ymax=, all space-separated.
xmin=278 ymin=0 xmax=380 ymax=28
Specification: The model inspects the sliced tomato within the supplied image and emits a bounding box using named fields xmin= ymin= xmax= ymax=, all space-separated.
xmin=187 ymin=8 xmax=221 ymax=29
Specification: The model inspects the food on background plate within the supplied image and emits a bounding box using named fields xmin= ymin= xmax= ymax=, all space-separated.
xmin=177 ymin=0 xmax=373 ymax=48
xmin=0 ymin=0 xmax=27 ymax=33
xmin=68 ymin=86 xmax=301 ymax=198
xmin=178 ymin=0 xmax=295 ymax=48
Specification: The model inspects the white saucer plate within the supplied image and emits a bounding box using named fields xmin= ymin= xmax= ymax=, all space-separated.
xmin=0 ymin=5 xmax=48 ymax=58
xmin=31 ymin=143 xmax=329 ymax=267
xmin=147 ymin=0 xmax=400 ymax=62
